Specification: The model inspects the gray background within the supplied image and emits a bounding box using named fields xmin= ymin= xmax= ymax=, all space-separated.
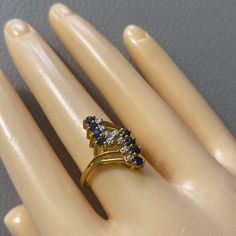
xmin=0 ymin=0 xmax=235 ymax=235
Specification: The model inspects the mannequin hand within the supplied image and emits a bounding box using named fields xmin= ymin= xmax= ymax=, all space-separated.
xmin=1 ymin=3 xmax=236 ymax=236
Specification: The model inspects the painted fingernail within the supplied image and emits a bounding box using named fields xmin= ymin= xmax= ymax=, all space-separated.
xmin=4 ymin=19 xmax=30 ymax=37
xmin=50 ymin=3 xmax=73 ymax=18
xmin=125 ymin=25 xmax=147 ymax=41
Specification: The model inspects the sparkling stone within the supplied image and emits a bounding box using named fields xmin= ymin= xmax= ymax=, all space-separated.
xmin=93 ymin=129 xmax=102 ymax=138
xmin=111 ymin=130 xmax=119 ymax=137
xmin=119 ymin=128 xmax=131 ymax=137
xmin=126 ymin=155 xmax=134 ymax=163
xmin=107 ymin=137 xmax=115 ymax=144
xmin=97 ymin=136 xmax=106 ymax=145
xmin=130 ymin=145 xmax=140 ymax=154
xmin=95 ymin=118 xmax=103 ymax=124
xmin=117 ymin=137 xmax=125 ymax=145
xmin=85 ymin=116 xmax=94 ymax=124
xmin=105 ymin=130 xmax=119 ymax=144
xmin=125 ymin=137 xmax=135 ymax=146
xmin=98 ymin=124 xmax=106 ymax=131
xmin=134 ymin=156 xmax=144 ymax=166
xmin=120 ymin=145 xmax=130 ymax=153
xmin=104 ymin=131 xmax=109 ymax=138
xmin=89 ymin=122 xmax=98 ymax=131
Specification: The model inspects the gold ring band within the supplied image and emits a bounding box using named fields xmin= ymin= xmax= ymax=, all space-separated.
xmin=80 ymin=116 xmax=145 ymax=186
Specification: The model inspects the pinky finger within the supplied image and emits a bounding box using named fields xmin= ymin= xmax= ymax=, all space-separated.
xmin=4 ymin=205 xmax=41 ymax=236
xmin=123 ymin=25 xmax=236 ymax=175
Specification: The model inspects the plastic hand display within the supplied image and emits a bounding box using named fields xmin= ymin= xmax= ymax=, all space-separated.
xmin=0 ymin=3 xmax=236 ymax=236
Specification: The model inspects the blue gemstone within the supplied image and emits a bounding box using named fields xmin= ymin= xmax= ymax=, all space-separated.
xmin=134 ymin=156 xmax=144 ymax=166
xmin=125 ymin=137 xmax=135 ymax=146
xmin=85 ymin=116 xmax=94 ymax=124
xmin=97 ymin=136 xmax=106 ymax=145
xmin=130 ymin=145 xmax=140 ymax=154
xmin=93 ymin=129 xmax=102 ymax=138
xmin=120 ymin=128 xmax=130 ymax=137
xmin=89 ymin=122 xmax=98 ymax=131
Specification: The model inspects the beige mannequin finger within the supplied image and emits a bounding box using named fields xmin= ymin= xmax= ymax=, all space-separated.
xmin=0 ymin=71 xmax=103 ymax=236
xmin=4 ymin=205 xmax=41 ymax=236
xmin=3 ymin=21 xmax=225 ymax=235
xmin=48 ymin=3 xmax=236 ymax=233
xmin=123 ymin=25 xmax=236 ymax=175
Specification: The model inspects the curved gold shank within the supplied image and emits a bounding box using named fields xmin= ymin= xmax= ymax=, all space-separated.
xmin=80 ymin=150 xmax=125 ymax=186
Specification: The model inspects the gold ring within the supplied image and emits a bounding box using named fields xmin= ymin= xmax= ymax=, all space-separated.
xmin=80 ymin=116 xmax=145 ymax=186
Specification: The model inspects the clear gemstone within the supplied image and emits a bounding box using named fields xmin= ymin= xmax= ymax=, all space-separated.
xmin=98 ymin=124 xmax=106 ymax=131
xmin=105 ymin=130 xmax=119 ymax=145
xmin=117 ymin=137 xmax=125 ymax=144
xmin=112 ymin=130 xmax=119 ymax=136
xmin=104 ymin=131 xmax=109 ymax=138
xmin=120 ymin=145 xmax=130 ymax=153
xmin=95 ymin=118 xmax=103 ymax=124
xmin=107 ymin=138 xmax=114 ymax=144
xmin=126 ymin=155 xmax=134 ymax=163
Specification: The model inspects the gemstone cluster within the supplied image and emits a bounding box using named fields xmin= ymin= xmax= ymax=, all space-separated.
xmin=84 ymin=116 xmax=144 ymax=167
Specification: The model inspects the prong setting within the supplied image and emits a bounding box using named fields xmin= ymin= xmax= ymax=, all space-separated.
xmin=83 ymin=115 xmax=144 ymax=168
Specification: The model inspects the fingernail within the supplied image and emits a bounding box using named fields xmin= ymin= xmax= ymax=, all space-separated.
xmin=4 ymin=19 xmax=30 ymax=37
xmin=50 ymin=3 xmax=73 ymax=18
xmin=125 ymin=25 xmax=147 ymax=41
